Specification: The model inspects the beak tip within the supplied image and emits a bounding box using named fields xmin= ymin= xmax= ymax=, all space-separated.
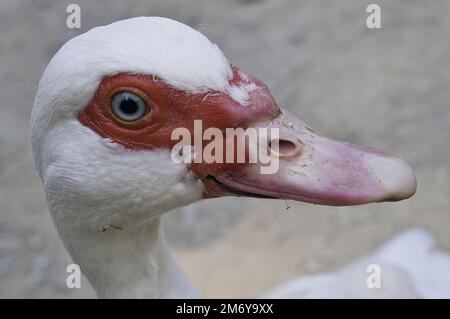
xmin=368 ymin=155 xmax=417 ymax=202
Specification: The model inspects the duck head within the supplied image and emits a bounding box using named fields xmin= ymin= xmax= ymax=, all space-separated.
xmin=32 ymin=17 xmax=416 ymax=232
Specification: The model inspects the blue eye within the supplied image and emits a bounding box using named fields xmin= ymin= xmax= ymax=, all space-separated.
xmin=111 ymin=91 xmax=148 ymax=122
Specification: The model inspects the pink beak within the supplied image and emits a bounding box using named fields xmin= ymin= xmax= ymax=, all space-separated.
xmin=203 ymin=110 xmax=417 ymax=206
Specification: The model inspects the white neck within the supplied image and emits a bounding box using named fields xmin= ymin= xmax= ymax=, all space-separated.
xmin=58 ymin=216 xmax=199 ymax=298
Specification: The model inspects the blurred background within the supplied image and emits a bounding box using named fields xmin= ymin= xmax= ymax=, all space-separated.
xmin=0 ymin=0 xmax=449 ymax=298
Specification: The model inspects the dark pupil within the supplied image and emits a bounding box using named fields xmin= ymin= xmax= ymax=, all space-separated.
xmin=120 ymin=97 xmax=138 ymax=115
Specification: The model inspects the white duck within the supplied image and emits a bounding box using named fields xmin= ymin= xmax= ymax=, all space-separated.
xmin=32 ymin=17 xmax=419 ymax=298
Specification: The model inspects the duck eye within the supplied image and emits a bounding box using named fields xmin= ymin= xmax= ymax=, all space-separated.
xmin=111 ymin=91 xmax=148 ymax=122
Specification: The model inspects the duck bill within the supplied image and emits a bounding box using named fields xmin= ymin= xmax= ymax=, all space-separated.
xmin=199 ymin=110 xmax=417 ymax=206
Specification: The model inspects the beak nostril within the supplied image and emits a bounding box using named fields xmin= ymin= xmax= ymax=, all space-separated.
xmin=269 ymin=139 xmax=303 ymax=158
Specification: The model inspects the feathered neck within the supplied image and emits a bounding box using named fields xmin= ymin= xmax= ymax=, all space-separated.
xmin=57 ymin=215 xmax=198 ymax=298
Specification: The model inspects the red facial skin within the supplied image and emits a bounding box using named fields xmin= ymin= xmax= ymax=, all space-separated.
xmin=78 ymin=66 xmax=416 ymax=205
xmin=78 ymin=66 xmax=279 ymax=197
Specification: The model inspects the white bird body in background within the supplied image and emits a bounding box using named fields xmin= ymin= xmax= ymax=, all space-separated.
xmin=31 ymin=16 xmax=430 ymax=298
xmin=265 ymin=228 xmax=450 ymax=298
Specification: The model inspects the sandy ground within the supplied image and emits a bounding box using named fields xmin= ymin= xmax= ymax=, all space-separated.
xmin=0 ymin=0 xmax=449 ymax=298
